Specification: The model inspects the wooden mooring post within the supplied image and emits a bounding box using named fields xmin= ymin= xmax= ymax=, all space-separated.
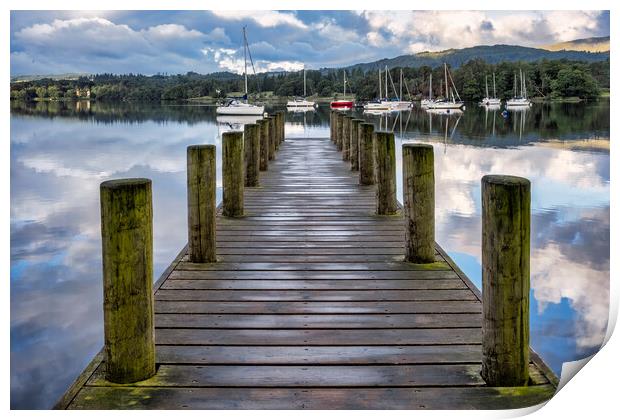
xmin=268 ymin=116 xmax=276 ymax=160
xmin=481 ymin=175 xmax=531 ymax=386
xmin=100 ymin=178 xmax=156 ymax=383
xmin=330 ymin=110 xmax=335 ymax=143
xmin=359 ymin=123 xmax=375 ymax=185
xmin=274 ymin=112 xmax=282 ymax=150
xmin=259 ymin=118 xmax=269 ymax=171
xmin=402 ymin=144 xmax=435 ymax=263
xmin=278 ymin=110 xmax=286 ymax=145
xmin=336 ymin=112 xmax=344 ymax=151
xmin=244 ymin=123 xmax=260 ymax=187
xmin=374 ymin=131 xmax=398 ymax=215
xmin=350 ymin=118 xmax=363 ymax=171
xmin=187 ymin=145 xmax=217 ymax=262
xmin=342 ymin=115 xmax=352 ymax=161
xmin=222 ymin=131 xmax=244 ymax=217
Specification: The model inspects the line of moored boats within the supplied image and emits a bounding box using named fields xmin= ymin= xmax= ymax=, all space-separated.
xmin=215 ymin=27 xmax=531 ymax=117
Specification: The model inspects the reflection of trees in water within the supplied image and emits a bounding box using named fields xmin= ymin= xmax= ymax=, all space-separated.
xmin=363 ymin=101 xmax=609 ymax=148
xmin=11 ymin=100 xmax=609 ymax=146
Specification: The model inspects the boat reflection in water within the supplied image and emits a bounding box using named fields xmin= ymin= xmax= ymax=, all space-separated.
xmin=286 ymin=105 xmax=316 ymax=114
xmin=216 ymin=114 xmax=263 ymax=131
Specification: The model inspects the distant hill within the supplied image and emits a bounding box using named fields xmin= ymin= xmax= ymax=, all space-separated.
xmin=339 ymin=44 xmax=609 ymax=73
xmin=542 ymin=36 xmax=609 ymax=53
xmin=10 ymin=73 xmax=91 ymax=83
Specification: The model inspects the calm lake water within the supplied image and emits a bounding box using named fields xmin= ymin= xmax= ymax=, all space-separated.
xmin=10 ymin=100 xmax=610 ymax=408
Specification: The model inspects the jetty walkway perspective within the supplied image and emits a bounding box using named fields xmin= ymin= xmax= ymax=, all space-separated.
xmin=56 ymin=111 xmax=557 ymax=409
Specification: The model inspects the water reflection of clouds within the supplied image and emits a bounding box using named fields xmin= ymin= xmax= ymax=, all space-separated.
xmin=410 ymin=140 xmax=610 ymax=359
xmin=10 ymin=117 xmax=223 ymax=408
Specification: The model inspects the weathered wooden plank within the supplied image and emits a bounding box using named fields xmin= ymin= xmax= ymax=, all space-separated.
xmin=161 ymin=279 xmax=468 ymax=290
xmin=153 ymin=328 xmax=482 ymax=345
xmin=155 ymin=300 xmax=481 ymax=314
xmin=154 ymin=313 xmax=482 ymax=329
xmin=153 ymin=344 xmax=482 ymax=364
xmin=88 ymin=364 xmax=487 ymax=387
xmin=155 ymin=289 xmax=477 ymax=302
xmin=175 ymin=261 xmax=451 ymax=271
xmin=70 ymin=385 xmax=555 ymax=410
xmin=168 ymin=270 xmax=459 ymax=280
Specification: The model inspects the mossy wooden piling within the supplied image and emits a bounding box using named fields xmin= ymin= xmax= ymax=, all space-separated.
xmin=481 ymin=175 xmax=531 ymax=387
xmin=100 ymin=178 xmax=155 ymax=384
xmin=350 ymin=119 xmax=363 ymax=171
xmin=222 ymin=131 xmax=244 ymax=217
xmin=359 ymin=123 xmax=375 ymax=185
xmin=187 ymin=145 xmax=217 ymax=263
xmin=274 ymin=112 xmax=282 ymax=150
xmin=259 ymin=118 xmax=269 ymax=171
xmin=244 ymin=123 xmax=260 ymax=187
xmin=58 ymin=117 xmax=557 ymax=410
xmin=342 ymin=115 xmax=352 ymax=161
xmin=374 ymin=131 xmax=398 ymax=215
xmin=268 ymin=116 xmax=276 ymax=160
xmin=402 ymin=144 xmax=435 ymax=263
xmin=335 ymin=113 xmax=344 ymax=151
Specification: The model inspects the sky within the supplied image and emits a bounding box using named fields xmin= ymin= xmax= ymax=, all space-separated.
xmin=10 ymin=10 xmax=610 ymax=76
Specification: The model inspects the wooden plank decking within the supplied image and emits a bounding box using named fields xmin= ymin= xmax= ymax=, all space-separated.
xmin=60 ymin=136 xmax=557 ymax=409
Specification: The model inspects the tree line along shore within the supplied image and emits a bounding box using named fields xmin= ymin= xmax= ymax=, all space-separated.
xmin=10 ymin=58 xmax=608 ymax=103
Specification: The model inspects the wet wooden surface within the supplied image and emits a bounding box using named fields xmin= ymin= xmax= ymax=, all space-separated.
xmin=61 ymin=136 xmax=556 ymax=409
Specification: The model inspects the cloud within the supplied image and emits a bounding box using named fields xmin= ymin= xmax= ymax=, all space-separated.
xmin=11 ymin=11 xmax=608 ymax=76
xmin=210 ymin=10 xmax=307 ymax=29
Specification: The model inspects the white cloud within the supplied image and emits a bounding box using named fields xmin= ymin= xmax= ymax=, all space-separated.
xmin=211 ymin=10 xmax=307 ymax=29
xmin=360 ymin=10 xmax=605 ymax=52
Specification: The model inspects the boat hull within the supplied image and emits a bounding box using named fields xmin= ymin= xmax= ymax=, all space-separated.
xmin=287 ymin=100 xmax=316 ymax=108
xmin=330 ymin=100 xmax=354 ymax=109
xmin=428 ymin=101 xmax=465 ymax=110
xmin=216 ymin=105 xmax=265 ymax=115
xmin=481 ymin=98 xmax=502 ymax=106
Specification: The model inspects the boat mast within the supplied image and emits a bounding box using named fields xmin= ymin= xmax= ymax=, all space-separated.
xmin=243 ymin=26 xmax=248 ymax=98
xmin=429 ymin=73 xmax=432 ymax=100
xmin=513 ymin=72 xmax=517 ymax=98
xmin=379 ymin=68 xmax=382 ymax=99
xmin=493 ymin=73 xmax=496 ymax=98
xmin=400 ymin=69 xmax=403 ymax=101
xmin=303 ymin=68 xmax=306 ymax=97
xmin=343 ymin=70 xmax=346 ymax=97
xmin=485 ymin=75 xmax=489 ymax=98
xmin=444 ymin=63 xmax=448 ymax=102
xmin=385 ymin=66 xmax=388 ymax=100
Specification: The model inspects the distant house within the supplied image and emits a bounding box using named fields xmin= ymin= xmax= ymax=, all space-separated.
xmin=75 ymin=88 xmax=91 ymax=98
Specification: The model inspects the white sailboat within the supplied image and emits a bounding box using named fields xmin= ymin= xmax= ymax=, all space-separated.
xmin=421 ymin=73 xmax=434 ymax=108
xmin=480 ymin=73 xmax=501 ymax=106
xmin=428 ymin=63 xmax=464 ymax=110
xmin=287 ymin=68 xmax=316 ymax=108
xmin=216 ymin=26 xmax=265 ymax=116
xmin=506 ymin=69 xmax=531 ymax=108
xmin=364 ymin=66 xmax=410 ymax=112
xmin=364 ymin=68 xmax=391 ymax=111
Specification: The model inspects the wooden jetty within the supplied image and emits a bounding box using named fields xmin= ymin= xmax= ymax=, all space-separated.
xmin=56 ymin=112 xmax=557 ymax=409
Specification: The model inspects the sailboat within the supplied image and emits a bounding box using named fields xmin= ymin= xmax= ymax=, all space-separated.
xmin=216 ymin=26 xmax=265 ymax=116
xmin=364 ymin=68 xmax=390 ymax=112
xmin=480 ymin=73 xmax=501 ymax=106
xmin=506 ymin=69 xmax=531 ymax=108
xmin=287 ymin=68 xmax=316 ymax=108
xmin=421 ymin=73 xmax=434 ymax=108
xmin=388 ymin=68 xmax=412 ymax=109
xmin=330 ymin=70 xmax=354 ymax=109
xmin=428 ymin=63 xmax=464 ymax=110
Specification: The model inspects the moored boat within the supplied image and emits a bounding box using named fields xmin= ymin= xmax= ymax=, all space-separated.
xmin=216 ymin=26 xmax=264 ymax=116
xmin=330 ymin=70 xmax=354 ymax=109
